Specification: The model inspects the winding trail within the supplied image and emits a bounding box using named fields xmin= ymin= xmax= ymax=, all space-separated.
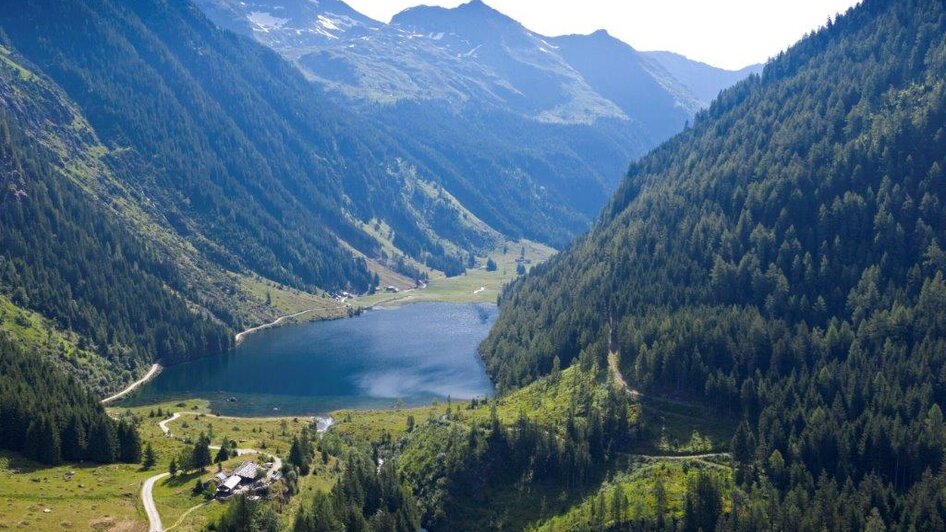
xmin=607 ymin=320 xmax=700 ymax=410
xmin=101 ymin=363 xmax=163 ymax=404
xmin=607 ymin=319 xmax=732 ymax=467
xmin=142 ymin=472 xmax=170 ymax=532
xmin=158 ymin=413 xmax=181 ymax=436
xmin=163 ymin=502 xmax=208 ymax=532
xmin=142 ymin=411 xmax=332 ymax=531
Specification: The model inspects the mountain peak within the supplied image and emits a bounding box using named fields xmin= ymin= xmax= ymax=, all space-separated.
xmin=392 ymin=0 xmax=520 ymax=36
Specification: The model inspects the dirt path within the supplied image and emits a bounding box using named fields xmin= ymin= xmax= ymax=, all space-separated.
xmin=235 ymin=304 xmax=352 ymax=344
xmin=162 ymin=502 xmax=208 ymax=532
xmin=608 ymin=351 xmax=639 ymax=399
xmin=143 ymin=411 xmax=332 ymax=530
xmin=101 ymin=363 xmax=162 ymax=404
xmin=158 ymin=413 xmax=181 ymax=436
xmin=627 ymin=452 xmax=732 ymax=471
xmin=235 ymin=309 xmax=318 ymax=344
xmin=142 ymin=472 xmax=170 ymax=532
xmin=607 ymin=321 xmax=640 ymax=399
xmin=607 ymin=321 xmax=704 ymax=411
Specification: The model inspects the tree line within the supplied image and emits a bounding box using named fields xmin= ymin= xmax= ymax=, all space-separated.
xmin=0 ymin=335 xmax=140 ymax=465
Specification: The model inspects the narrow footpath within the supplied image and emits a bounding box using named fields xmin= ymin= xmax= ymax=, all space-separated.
xmin=607 ymin=320 xmax=639 ymax=399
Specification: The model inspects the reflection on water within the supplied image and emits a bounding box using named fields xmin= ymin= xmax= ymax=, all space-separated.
xmin=126 ymin=303 xmax=496 ymax=416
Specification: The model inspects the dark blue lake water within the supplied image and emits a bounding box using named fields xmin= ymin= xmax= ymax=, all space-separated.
xmin=126 ymin=303 xmax=496 ymax=416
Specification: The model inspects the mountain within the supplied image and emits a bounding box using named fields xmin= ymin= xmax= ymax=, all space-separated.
xmin=0 ymin=0 xmax=520 ymax=394
xmin=197 ymin=0 xmax=381 ymax=51
xmin=0 ymin=37 xmax=232 ymax=388
xmin=550 ymin=30 xmax=698 ymax=141
xmin=483 ymin=0 xmax=946 ymax=528
xmin=194 ymin=0 xmax=757 ymax=246
xmin=642 ymin=51 xmax=764 ymax=108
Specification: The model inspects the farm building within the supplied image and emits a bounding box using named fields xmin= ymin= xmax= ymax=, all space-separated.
xmin=215 ymin=461 xmax=260 ymax=497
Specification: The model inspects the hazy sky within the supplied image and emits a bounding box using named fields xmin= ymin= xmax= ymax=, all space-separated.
xmin=344 ymin=0 xmax=862 ymax=70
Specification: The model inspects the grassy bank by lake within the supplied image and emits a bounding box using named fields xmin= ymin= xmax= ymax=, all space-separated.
xmin=356 ymin=239 xmax=555 ymax=307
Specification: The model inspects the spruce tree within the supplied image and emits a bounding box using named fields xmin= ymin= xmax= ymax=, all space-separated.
xmin=118 ymin=421 xmax=142 ymax=463
xmin=215 ymin=439 xmax=230 ymax=463
xmin=142 ymin=443 xmax=156 ymax=469
xmin=192 ymin=433 xmax=212 ymax=472
xmin=88 ymin=420 xmax=118 ymax=463
xmin=61 ymin=414 xmax=86 ymax=462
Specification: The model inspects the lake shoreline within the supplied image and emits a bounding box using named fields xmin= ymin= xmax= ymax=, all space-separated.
xmin=125 ymin=302 xmax=497 ymax=417
xmin=100 ymin=362 xmax=164 ymax=404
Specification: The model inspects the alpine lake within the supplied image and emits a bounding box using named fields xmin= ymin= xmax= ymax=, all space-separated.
xmin=126 ymin=303 xmax=497 ymax=416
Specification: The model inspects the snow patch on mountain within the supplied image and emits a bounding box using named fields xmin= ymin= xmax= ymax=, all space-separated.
xmin=318 ymin=15 xmax=340 ymax=31
xmin=247 ymin=11 xmax=288 ymax=32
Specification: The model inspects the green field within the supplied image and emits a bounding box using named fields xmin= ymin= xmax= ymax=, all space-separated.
xmin=238 ymin=275 xmax=352 ymax=325
xmin=0 ymin=362 xmax=734 ymax=531
xmin=356 ymin=239 xmax=555 ymax=307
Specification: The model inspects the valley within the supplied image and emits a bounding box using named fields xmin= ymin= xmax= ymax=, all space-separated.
xmin=3 ymin=0 xmax=943 ymax=531
xmin=1 ymin=368 xmax=733 ymax=531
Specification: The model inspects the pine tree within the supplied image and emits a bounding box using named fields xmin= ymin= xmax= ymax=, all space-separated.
xmin=215 ymin=439 xmax=230 ymax=463
xmin=289 ymin=437 xmax=309 ymax=475
xmin=731 ymin=421 xmax=755 ymax=484
xmin=23 ymin=417 xmax=61 ymax=465
xmin=684 ymin=472 xmax=722 ymax=532
xmin=654 ymin=475 xmax=667 ymax=530
xmin=192 ymin=433 xmax=212 ymax=472
xmin=143 ymin=443 xmax=156 ymax=469
xmin=88 ymin=419 xmax=118 ymax=463
xmin=61 ymin=414 xmax=86 ymax=462
xmin=610 ymin=487 xmax=625 ymax=525
xmin=118 ymin=421 xmax=142 ymax=463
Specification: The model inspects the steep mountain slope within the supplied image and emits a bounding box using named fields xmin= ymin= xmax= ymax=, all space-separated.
xmin=0 ymin=335 xmax=141 ymax=465
xmin=0 ymin=0 xmax=515 ymax=394
xmin=642 ymin=51 xmax=764 ymax=108
xmin=550 ymin=30 xmax=697 ymax=142
xmin=1 ymin=0 xmax=505 ymax=292
xmin=195 ymin=0 xmax=756 ymax=246
xmin=483 ymin=0 xmax=946 ymax=528
xmin=0 ymin=41 xmax=232 ymax=390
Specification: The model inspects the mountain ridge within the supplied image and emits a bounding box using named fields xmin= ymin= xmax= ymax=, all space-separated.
xmin=195 ymin=0 xmax=758 ymax=247
xmin=482 ymin=0 xmax=946 ymax=528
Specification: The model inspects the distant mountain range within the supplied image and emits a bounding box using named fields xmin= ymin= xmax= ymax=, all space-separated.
xmin=199 ymin=0 xmax=759 ymax=125
xmin=197 ymin=0 xmax=762 ymax=244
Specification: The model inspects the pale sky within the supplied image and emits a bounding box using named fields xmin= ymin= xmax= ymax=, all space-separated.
xmin=345 ymin=0 xmax=862 ymax=70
